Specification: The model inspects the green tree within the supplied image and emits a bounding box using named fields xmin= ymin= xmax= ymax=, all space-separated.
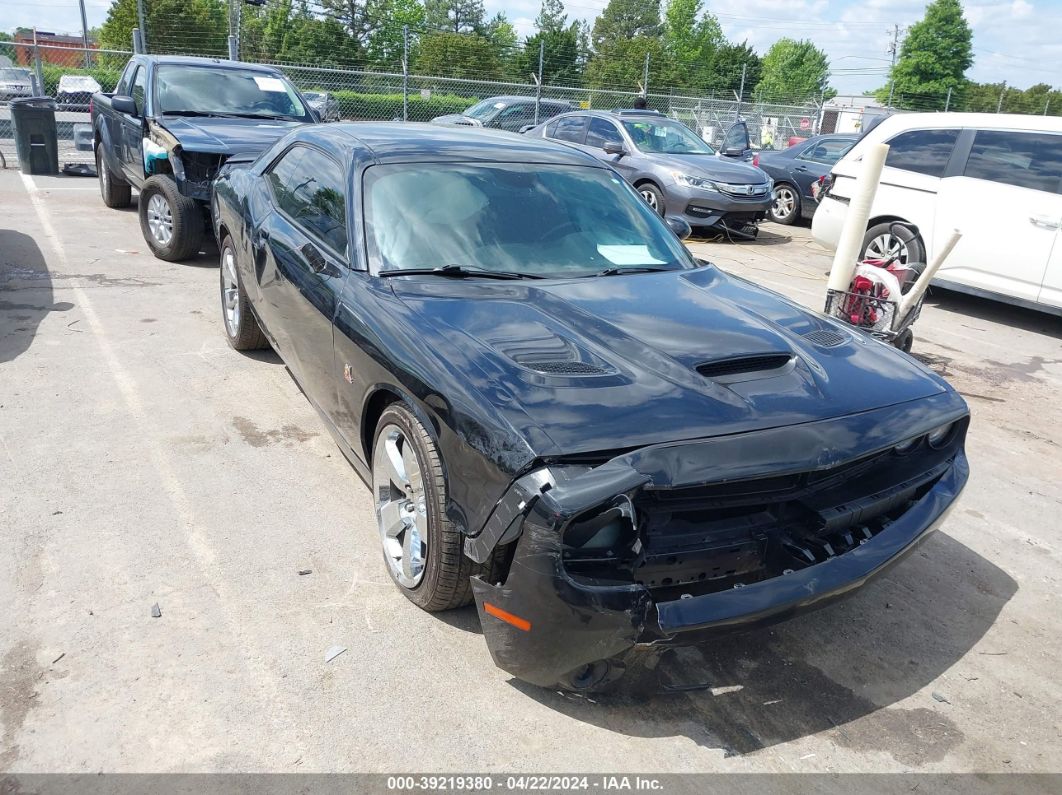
xmin=516 ymin=25 xmax=581 ymax=84
xmin=753 ymin=38 xmax=830 ymax=103
xmin=585 ymin=35 xmax=662 ymax=90
xmin=659 ymin=0 xmax=722 ymax=91
xmin=706 ymin=40 xmax=760 ymax=96
xmin=878 ymin=0 xmax=972 ymax=109
xmin=591 ymin=0 xmax=660 ymax=49
xmin=364 ymin=0 xmax=426 ymax=69
xmin=535 ymin=0 xmax=567 ymax=33
xmin=415 ymin=30 xmax=500 ymax=78
xmin=423 ymin=0 xmax=486 ymax=33
xmin=99 ymin=0 xmax=228 ymax=55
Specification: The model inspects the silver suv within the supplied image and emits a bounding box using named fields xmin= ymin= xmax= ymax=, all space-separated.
xmin=527 ymin=110 xmax=772 ymax=236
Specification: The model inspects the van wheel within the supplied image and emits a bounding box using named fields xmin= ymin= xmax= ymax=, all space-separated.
xmin=96 ymin=146 xmax=131 ymax=208
xmin=139 ymin=175 xmax=203 ymax=261
xmin=862 ymin=222 xmax=924 ymax=265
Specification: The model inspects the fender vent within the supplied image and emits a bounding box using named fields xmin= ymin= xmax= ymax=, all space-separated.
xmin=696 ymin=354 xmax=792 ymax=379
xmin=802 ymin=329 xmax=848 ymax=347
xmin=519 ymin=359 xmax=609 ymax=376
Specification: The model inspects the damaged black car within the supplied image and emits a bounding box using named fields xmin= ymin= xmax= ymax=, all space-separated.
xmin=92 ymin=55 xmax=316 ymax=261
xmin=212 ymin=123 xmax=970 ymax=691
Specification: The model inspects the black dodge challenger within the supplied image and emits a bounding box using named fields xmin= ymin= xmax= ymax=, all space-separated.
xmin=212 ymin=123 xmax=969 ymax=691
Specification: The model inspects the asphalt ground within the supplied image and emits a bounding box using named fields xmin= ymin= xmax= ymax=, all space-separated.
xmin=1 ymin=168 xmax=1060 ymax=776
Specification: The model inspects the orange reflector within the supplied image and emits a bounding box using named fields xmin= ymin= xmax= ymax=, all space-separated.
xmin=483 ymin=602 xmax=531 ymax=632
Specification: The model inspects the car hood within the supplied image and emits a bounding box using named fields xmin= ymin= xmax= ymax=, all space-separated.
xmin=389 ymin=267 xmax=951 ymax=456
xmin=158 ymin=116 xmax=305 ymax=155
xmin=651 ymin=153 xmax=767 ymax=184
xmin=430 ymin=114 xmax=483 ymax=127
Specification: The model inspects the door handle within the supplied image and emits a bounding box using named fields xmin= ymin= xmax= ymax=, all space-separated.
xmin=302 ymin=243 xmax=327 ymax=273
xmin=1029 ymin=215 xmax=1062 ymax=229
xmin=794 ymin=165 xmax=808 ymax=172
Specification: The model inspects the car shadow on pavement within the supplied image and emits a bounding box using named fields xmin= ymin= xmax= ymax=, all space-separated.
xmin=0 ymin=229 xmax=74 ymax=364
xmin=506 ymin=530 xmax=1016 ymax=763
xmin=925 ymin=287 xmax=1062 ymax=341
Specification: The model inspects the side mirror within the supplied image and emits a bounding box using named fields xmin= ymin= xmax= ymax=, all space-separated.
xmin=603 ymin=141 xmax=626 ymax=156
xmin=518 ymin=124 xmax=535 ymax=134
xmin=112 ymin=95 xmax=137 ymax=116
xmin=722 ymin=147 xmax=745 ymax=158
xmin=665 ymin=216 xmax=692 ymax=240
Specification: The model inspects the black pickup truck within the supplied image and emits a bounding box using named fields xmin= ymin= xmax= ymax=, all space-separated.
xmin=92 ymin=54 xmax=317 ymax=261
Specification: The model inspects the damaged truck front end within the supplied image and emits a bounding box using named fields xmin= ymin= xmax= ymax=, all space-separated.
xmin=466 ymin=391 xmax=969 ymax=690
xmin=143 ymin=120 xmax=225 ymax=202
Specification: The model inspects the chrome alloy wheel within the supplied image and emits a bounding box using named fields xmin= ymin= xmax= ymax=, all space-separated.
xmin=865 ymin=232 xmax=910 ymax=264
xmin=373 ymin=424 xmax=428 ymax=588
xmin=639 ymin=187 xmax=659 ymax=211
xmin=146 ymin=193 xmax=173 ymax=246
xmin=771 ymin=184 xmax=796 ymax=220
xmin=221 ymin=246 xmax=240 ymax=337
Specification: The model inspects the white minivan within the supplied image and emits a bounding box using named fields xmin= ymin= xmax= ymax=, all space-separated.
xmin=812 ymin=113 xmax=1062 ymax=315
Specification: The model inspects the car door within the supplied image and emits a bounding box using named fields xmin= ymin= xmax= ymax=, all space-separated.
xmin=791 ymin=137 xmax=854 ymax=204
xmin=257 ymin=144 xmax=349 ymax=403
xmin=719 ymin=121 xmax=752 ymax=161
xmin=492 ymin=102 xmax=535 ymax=132
xmin=933 ymin=129 xmax=1062 ymax=303
xmin=583 ymin=116 xmax=636 ymax=180
xmin=119 ymin=64 xmax=148 ymax=183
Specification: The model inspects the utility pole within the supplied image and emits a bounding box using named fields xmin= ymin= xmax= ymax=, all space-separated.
xmin=643 ymin=51 xmax=650 ymax=98
xmin=997 ymin=82 xmax=1006 ymax=113
xmin=886 ymin=24 xmax=901 ymax=107
xmin=78 ymin=0 xmax=91 ymax=68
xmin=735 ymin=62 xmax=746 ymax=121
xmin=137 ymin=0 xmax=148 ymax=53
xmin=944 ymin=86 xmax=952 ymax=112
xmin=534 ymin=40 xmax=544 ymax=125
xmin=402 ymin=25 xmax=409 ymax=122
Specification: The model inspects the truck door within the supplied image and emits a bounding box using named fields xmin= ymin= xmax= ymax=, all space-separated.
xmin=119 ymin=64 xmax=148 ymax=184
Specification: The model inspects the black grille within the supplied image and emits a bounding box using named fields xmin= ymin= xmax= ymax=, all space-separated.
xmin=520 ymin=360 xmax=609 ymax=376
xmin=802 ymin=329 xmax=848 ymax=348
xmin=696 ymin=354 xmax=792 ymax=378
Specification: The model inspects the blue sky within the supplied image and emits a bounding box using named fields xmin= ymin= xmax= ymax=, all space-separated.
xmin=3 ymin=0 xmax=1059 ymax=95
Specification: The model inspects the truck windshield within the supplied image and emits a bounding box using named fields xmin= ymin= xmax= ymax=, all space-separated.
xmin=156 ymin=65 xmax=309 ymax=121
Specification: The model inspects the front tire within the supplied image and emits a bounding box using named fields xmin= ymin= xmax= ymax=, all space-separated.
xmin=637 ymin=182 xmax=665 ymax=216
xmin=138 ymin=175 xmax=203 ymax=262
xmin=372 ymin=404 xmax=506 ymax=612
xmin=768 ymin=182 xmax=799 ymax=224
xmin=219 ymin=236 xmax=269 ymax=351
xmin=96 ymin=145 xmax=131 ymax=209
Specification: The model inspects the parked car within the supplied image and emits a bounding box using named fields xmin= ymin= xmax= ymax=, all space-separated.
xmin=756 ymin=133 xmax=857 ymax=224
xmin=0 ymin=67 xmax=34 ymax=102
xmin=813 ymin=112 xmax=1062 ymax=315
xmin=431 ymin=96 xmax=573 ymax=133
xmin=91 ymin=54 xmax=317 ymax=261
xmin=212 ymin=122 xmax=970 ymax=692
xmin=303 ymin=90 xmax=340 ymax=122
xmin=57 ymin=74 xmax=101 ymax=110
xmin=527 ymin=109 xmax=771 ymax=236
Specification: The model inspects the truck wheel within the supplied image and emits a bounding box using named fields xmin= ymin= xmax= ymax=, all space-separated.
xmin=219 ymin=236 xmax=269 ymax=351
xmin=138 ymin=175 xmax=203 ymax=262
xmin=372 ymin=404 xmax=508 ymax=612
xmin=96 ymin=145 xmax=131 ymax=209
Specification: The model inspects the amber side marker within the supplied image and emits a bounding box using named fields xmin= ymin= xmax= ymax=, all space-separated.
xmin=483 ymin=602 xmax=532 ymax=632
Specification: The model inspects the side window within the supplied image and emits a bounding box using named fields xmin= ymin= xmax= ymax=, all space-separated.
xmin=544 ymin=119 xmax=561 ymax=137
xmin=798 ymin=137 xmax=854 ymax=165
xmin=553 ymin=116 xmax=588 ymax=144
xmin=884 ymin=129 xmax=959 ymax=177
xmin=494 ymin=104 xmax=533 ymax=123
xmin=963 ymin=130 xmax=1062 ymax=193
xmin=115 ymin=61 xmax=136 ymax=96
xmin=585 ymin=117 xmax=623 ymax=149
xmin=267 ymin=146 xmax=348 ymax=255
xmin=130 ymin=66 xmax=148 ymax=116
xmin=723 ymin=122 xmax=750 ymax=152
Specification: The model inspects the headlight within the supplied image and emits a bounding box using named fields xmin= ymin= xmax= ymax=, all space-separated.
xmin=672 ymin=171 xmax=719 ymax=191
xmin=894 ymin=436 xmax=920 ymax=454
xmin=926 ymin=423 xmax=954 ymax=449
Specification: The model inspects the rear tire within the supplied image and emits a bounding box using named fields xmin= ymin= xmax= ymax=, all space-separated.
xmin=96 ymin=145 xmax=131 ymax=209
xmin=219 ymin=236 xmax=269 ymax=351
xmin=862 ymin=222 xmax=925 ymax=265
xmin=138 ymin=175 xmax=203 ymax=262
xmin=372 ymin=404 xmax=508 ymax=612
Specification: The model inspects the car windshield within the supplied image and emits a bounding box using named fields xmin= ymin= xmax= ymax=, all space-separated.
xmin=364 ymin=162 xmax=696 ymax=279
xmin=0 ymin=68 xmax=29 ymax=81
xmin=463 ymin=99 xmax=505 ymax=121
xmin=622 ymin=118 xmax=715 ymax=155
xmin=156 ymin=65 xmax=308 ymax=120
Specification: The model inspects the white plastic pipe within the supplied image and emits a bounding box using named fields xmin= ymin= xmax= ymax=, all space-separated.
xmin=826 ymin=142 xmax=890 ymax=292
xmin=894 ymin=228 xmax=963 ymax=327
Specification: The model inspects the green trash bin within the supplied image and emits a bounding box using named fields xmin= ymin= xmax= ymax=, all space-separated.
xmin=11 ymin=97 xmax=59 ymax=176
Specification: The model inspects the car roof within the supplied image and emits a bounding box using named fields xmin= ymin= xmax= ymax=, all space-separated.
xmin=479 ymin=95 xmax=569 ymax=105
xmin=294 ymin=122 xmax=603 ymax=167
xmin=139 ymin=54 xmax=283 ymax=74
xmin=866 ymin=111 xmax=1062 ymax=136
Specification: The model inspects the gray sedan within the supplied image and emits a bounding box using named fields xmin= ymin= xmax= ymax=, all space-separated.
xmin=527 ymin=110 xmax=772 ymax=236
xmin=0 ymin=68 xmax=34 ymax=102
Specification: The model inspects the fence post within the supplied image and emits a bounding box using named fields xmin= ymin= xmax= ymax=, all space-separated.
xmin=402 ymin=25 xmax=409 ymax=122
xmin=31 ymin=30 xmax=45 ymax=98
xmin=133 ymin=27 xmax=144 ymax=55
xmin=997 ymin=82 xmax=1006 ymax=113
xmin=137 ymin=0 xmax=148 ymax=53
xmin=1045 ymin=99 xmax=1051 ymax=116
xmin=735 ymin=63 xmax=746 ymax=121
xmin=534 ymin=40 xmax=544 ymax=125
xmin=944 ymin=86 xmax=952 ymax=112
xmin=642 ymin=51 xmax=650 ymax=97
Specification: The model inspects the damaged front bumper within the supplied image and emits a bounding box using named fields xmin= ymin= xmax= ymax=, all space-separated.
xmin=466 ymin=392 xmax=969 ymax=688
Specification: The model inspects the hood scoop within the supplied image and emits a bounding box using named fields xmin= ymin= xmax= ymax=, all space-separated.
xmin=518 ymin=359 xmax=610 ymax=376
xmin=494 ymin=331 xmax=616 ymax=378
xmin=802 ymin=329 xmax=849 ymax=348
xmin=696 ymin=353 xmax=794 ymax=382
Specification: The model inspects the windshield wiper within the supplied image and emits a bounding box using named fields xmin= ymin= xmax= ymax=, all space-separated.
xmin=594 ymin=265 xmax=674 ymax=277
xmin=377 ymin=264 xmax=544 ymax=280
